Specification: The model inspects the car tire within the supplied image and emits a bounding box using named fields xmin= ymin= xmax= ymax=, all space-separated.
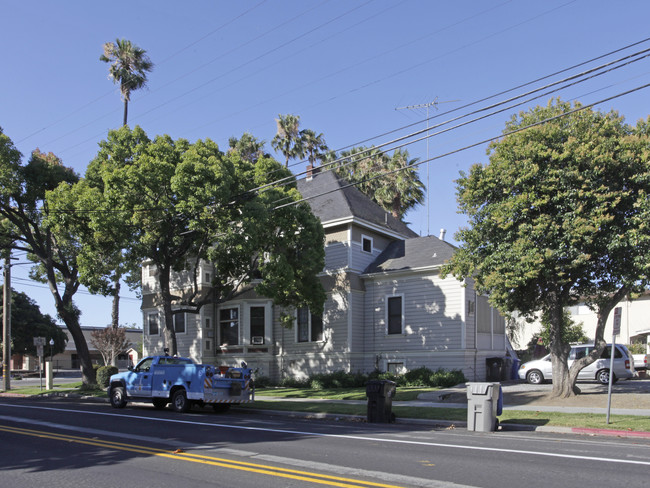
xmin=597 ymin=369 xmax=617 ymax=385
xmin=172 ymin=389 xmax=191 ymax=413
xmin=526 ymin=370 xmax=544 ymax=385
xmin=110 ymin=386 xmax=127 ymax=409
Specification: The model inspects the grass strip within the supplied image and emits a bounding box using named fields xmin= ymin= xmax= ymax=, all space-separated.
xmin=240 ymin=400 xmax=650 ymax=431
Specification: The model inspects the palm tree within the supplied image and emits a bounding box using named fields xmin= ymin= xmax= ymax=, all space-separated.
xmin=375 ymin=149 xmax=425 ymax=219
xmin=100 ymin=38 xmax=154 ymax=126
xmin=300 ymin=129 xmax=328 ymax=167
xmin=271 ymin=114 xmax=304 ymax=166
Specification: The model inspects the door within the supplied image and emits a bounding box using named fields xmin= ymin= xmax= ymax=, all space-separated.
xmin=126 ymin=357 xmax=154 ymax=397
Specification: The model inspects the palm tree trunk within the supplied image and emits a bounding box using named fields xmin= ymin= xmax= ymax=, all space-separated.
xmin=123 ymin=100 xmax=128 ymax=127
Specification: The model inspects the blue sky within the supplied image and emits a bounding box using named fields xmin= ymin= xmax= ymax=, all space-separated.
xmin=2 ymin=0 xmax=650 ymax=328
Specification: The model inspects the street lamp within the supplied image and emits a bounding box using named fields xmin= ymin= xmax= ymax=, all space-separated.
xmin=49 ymin=338 xmax=54 ymax=372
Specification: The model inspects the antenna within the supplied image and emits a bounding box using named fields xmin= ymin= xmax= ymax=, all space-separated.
xmin=395 ymin=97 xmax=459 ymax=236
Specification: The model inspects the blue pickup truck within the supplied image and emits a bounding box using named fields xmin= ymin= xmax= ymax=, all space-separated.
xmin=108 ymin=355 xmax=254 ymax=413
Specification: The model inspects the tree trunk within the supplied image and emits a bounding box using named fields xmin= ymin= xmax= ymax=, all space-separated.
xmin=123 ymin=100 xmax=128 ymax=127
xmin=56 ymin=300 xmax=95 ymax=385
xmin=547 ymin=300 xmax=576 ymax=397
xmin=158 ymin=265 xmax=177 ymax=356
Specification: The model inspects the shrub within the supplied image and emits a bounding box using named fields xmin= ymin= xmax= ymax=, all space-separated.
xmin=96 ymin=365 xmax=119 ymax=388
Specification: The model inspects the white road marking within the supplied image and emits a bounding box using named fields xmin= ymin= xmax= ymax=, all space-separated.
xmin=1 ymin=402 xmax=649 ymax=467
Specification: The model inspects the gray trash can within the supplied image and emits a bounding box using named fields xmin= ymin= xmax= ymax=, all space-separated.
xmin=466 ymin=382 xmax=500 ymax=432
xmin=366 ymin=379 xmax=396 ymax=423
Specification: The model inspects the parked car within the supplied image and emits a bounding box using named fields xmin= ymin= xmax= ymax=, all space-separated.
xmin=518 ymin=344 xmax=635 ymax=385
xmin=632 ymin=353 xmax=648 ymax=371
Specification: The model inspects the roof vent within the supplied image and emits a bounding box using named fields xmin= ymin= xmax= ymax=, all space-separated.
xmin=439 ymin=228 xmax=446 ymax=241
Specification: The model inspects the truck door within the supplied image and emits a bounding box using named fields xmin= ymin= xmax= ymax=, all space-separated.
xmin=126 ymin=357 xmax=154 ymax=397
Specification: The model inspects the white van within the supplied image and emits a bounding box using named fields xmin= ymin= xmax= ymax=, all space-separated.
xmin=518 ymin=344 xmax=635 ymax=385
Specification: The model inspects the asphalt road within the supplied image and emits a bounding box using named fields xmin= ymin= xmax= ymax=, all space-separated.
xmin=1 ymin=397 xmax=649 ymax=488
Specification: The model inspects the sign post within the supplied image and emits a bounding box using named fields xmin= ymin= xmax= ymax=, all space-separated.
xmin=606 ymin=307 xmax=622 ymax=424
xmin=34 ymin=337 xmax=45 ymax=390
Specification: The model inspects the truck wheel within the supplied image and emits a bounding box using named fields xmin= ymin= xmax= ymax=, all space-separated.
xmin=152 ymin=398 xmax=168 ymax=410
xmin=110 ymin=386 xmax=127 ymax=409
xmin=172 ymin=389 xmax=191 ymax=413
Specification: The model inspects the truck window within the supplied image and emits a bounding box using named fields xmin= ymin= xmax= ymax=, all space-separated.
xmin=136 ymin=358 xmax=153 ymax=372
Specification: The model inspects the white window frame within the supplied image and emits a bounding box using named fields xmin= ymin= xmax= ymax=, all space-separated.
xmin=218 ymin=305 xmax=240 ymax=346
xmin=147 ymin=312 xmax=160 ymax=336
xmin=246 ymin=302 xmax=270 ymax=345
xmin=296 ymin=307 xmax=325 ymax=343
xmin=361 ymin=234 xmax=373 ymax=254
xmin=173 ymin=312 xmax=187 ymax=335
xmin=386 ymin=295 xmax=404 ymax=335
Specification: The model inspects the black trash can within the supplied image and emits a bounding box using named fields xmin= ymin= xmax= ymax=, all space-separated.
xmin=486 ymin=358 xmax=503 ymax=382
xmin=366 ymin=379 xmax=396 ymax=423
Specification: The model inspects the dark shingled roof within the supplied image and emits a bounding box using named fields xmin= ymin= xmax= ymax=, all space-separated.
xmin=364 ymin=235 xmax=456 ymax=274
xmin=296 ymin=169 xmax=418 ymax=238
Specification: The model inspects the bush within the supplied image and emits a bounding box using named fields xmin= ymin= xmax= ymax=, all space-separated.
xmin=96 ymin=365 xmax=119 ymax=388
xmin=369 ymin=366 xmax=466 ymax=388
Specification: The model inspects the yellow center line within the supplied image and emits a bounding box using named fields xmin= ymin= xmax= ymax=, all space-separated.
xmin=0 ymin=424 xmax=406 ymax=488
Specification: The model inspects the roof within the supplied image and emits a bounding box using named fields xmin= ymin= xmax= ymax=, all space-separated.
xmin=363 ymin=235 xmax=456 ymax=275
xmin=296 ymin=169 xmax=417 ymax=238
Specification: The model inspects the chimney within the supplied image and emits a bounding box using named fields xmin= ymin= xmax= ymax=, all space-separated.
xmin=439 ymin=228 xmax=446 ymax=241
xmin=306 ymin=163 xmax=320 ymax=180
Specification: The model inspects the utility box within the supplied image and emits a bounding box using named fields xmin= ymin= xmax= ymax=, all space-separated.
xmin=466 ymin=382 xmax=501 ymax=432
xmin=366 ymin=379 xmax=396 ymax=423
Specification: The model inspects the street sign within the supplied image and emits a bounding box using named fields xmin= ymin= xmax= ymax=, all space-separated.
xmin=33 ymin=337 xmax=46 ymax=346
xmin=36 ymin=345 xmax=44 ymax=357
xmin=613 ymin=307 xmax=622 ymax=336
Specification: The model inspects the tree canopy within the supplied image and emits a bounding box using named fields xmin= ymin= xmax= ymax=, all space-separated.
xmin=87 ymin=126 xmax=326 ymax=355
xmin=0 ymin=286 xmax=67 ymax=357
xmin=444 ymin=99 xmax=650 ymax=397
xmin=0 ymin=128 xmax=96 ymax=384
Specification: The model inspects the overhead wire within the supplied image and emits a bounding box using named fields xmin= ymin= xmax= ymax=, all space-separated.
xmin=274 ymin=82 xmax=650 ymax=211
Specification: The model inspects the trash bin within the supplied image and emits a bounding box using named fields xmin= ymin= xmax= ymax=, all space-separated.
xmin=366 ymin=379 xmax=396 ymax=423
xmin=466 ymin=382 xmax=501 ymax=432
xmin=486 ymin=358 xmax=503 ymax=381
xmin=511 ymin=358 xmax=521 ymax=380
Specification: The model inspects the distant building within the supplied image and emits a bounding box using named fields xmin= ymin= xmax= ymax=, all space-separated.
xmin=14 ymin=325 xmax=142 ymax=372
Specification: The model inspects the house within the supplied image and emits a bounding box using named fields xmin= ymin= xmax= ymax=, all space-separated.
xmin=141 ymin=168 xmax=507 ymax=382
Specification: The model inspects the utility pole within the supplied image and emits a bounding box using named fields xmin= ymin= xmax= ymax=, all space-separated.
xmin=395 ymin=97 xmax=458 ymax=236
xmin=2 ymin=254 xmax=11 ymax=391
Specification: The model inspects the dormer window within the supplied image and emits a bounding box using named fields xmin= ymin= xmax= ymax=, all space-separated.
xmin=362 ymin=235 xmax=373 ymax=253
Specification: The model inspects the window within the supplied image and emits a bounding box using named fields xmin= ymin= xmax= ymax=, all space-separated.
xmin=362 ymin=235 xmax=373 ymax=253
xmin=205 ymin=272 xmax=211 ymax=283
xmin=250 ymin=306 xmax=265 ymax=344
xmin=297 ymin=307 xmax=324 ymax=342
xmin=387 ymin=296 xmax=403 ymax=335
xmin=148 ymin=313 xmax=159 ymax=335
xmin=387 ymin=362 xmax=404 ymax=374
xmin=173 ymin=313 xmax=186 ymax=334
xmin=219 ymin=308 xmax=239 ymax=346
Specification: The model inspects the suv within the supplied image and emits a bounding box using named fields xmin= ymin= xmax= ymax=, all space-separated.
xmin=518 ymin=343 xmax=635 ymax=385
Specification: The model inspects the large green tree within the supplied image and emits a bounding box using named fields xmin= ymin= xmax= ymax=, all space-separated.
xmin=90 ymin=127 xmax=325 ymax=355
xmin=0 ymin=286 xmax=67 ymax=358
xmin=0 ymin=129 xmax=96 ymax=385
xmin=100 ymin=39 xmax=153 ymax=331
xmin=444 ymin=99 xmax=650 ymax=397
